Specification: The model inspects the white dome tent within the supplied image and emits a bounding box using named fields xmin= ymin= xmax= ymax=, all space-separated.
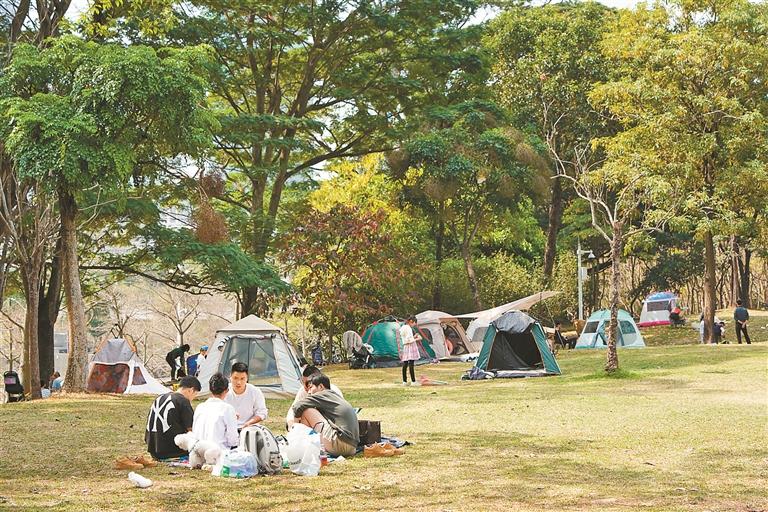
xmin=86 ymin=338 xmax=169 ymax=395
xmin=197 ymin=315 xmax=302 ymax=398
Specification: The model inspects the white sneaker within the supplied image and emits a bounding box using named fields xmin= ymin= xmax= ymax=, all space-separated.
xmin=410 ymin=381 xmax=420 ymax=387
xmin=401 ymin=382 xmax=408 ymax=386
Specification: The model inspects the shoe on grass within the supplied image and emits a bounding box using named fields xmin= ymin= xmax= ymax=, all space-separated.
xmin=131 ymin=454 xmax=157 ymax=468
xmin=364 ymin=443 xmax=395 ymax=458
xmin=114 ymin=456 xmax=143 ymax=470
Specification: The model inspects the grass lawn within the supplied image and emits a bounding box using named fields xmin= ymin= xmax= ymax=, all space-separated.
xmin=1 ymin=328 xmax=766 ymax=511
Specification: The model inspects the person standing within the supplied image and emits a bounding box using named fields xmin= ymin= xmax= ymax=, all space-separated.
xmin=165 ymin=344 xmax=190 ymax=381
xmin=399 ymin=316 xmax=421 ymax=386
xmin=733 ymin=299 xmax=752 ymax=344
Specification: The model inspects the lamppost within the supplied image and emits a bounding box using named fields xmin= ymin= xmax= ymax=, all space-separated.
xmin=577 ymin=242 xmax=595 ymax=321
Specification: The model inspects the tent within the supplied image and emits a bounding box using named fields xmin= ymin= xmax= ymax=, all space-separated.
xmin=415 ymin=310 xmax=476 ymax=360
xmin=86 ymin=338 xmax=169 ymax=395
xmin=637 ymin=291 xmax=679 ymax=327
xmin=575 ymin=309 xmax=646 ymax=348
xmin=360 ymin=316 xmax=436 ymax=368
xmin=456 ymin=291 xmax=561 ymax=346
xmin=473 ymin=311 xmax=561 ymax=378
xmin=197 ymin=315 xmax=303 ymax=398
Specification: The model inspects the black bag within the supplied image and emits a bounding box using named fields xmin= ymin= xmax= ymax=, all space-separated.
xmin=358 ymin=420 xmax=381 ymax=446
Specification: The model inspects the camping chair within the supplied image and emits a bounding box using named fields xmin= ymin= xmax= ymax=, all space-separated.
xmin=3 ymin=371 xmax=25 ymax=403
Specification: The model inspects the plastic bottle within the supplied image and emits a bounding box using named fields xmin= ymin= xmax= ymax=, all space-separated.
xmin=319 ymin=447 xmax=328 ymax=468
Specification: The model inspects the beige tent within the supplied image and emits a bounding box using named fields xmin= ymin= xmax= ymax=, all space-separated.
xmin=456 ymin=291 xmax=561 ymax=345
xmin=197 ymin=315 xmax=302 ymax=398
xmin=416 ymin=310 xmax=480 ymax=357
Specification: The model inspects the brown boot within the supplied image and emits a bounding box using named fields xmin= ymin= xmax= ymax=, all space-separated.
xmin=115 ymin=456 xmax=143 ymax=470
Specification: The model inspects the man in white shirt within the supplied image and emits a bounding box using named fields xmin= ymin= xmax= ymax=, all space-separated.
xmin=192 ymin=373 xmax=239 ymax=450
xmin=224 ymin=362 xmax=268 ymax=430
xmin=286 ymin=365 xmax=344 ymax=428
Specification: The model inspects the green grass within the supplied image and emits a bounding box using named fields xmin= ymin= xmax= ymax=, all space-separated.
xmin=1 ymin=339 xmax=767 ymax=511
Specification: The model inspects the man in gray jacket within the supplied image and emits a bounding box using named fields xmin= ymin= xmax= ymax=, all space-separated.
xmin=733 ymin=299 xmax=752 ymax=344
xmin=293 ymin=373 xmax=359 ymax=457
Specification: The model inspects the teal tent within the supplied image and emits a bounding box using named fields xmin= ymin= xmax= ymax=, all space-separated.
xmin=473 ymin=311 xmax=561 ymax=378
xmin=360 ymin=316 xmax=436 ymax=368
xmin=575 ymin=309 xmax=645 ymax=349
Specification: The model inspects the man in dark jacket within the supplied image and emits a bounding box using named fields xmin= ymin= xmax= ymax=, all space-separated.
xmin=733 ymin=300 xmax=752 ymax=344
xmin=293 ymin=373 xmax=359 ymax=457
xmin=145 ymin=376 xmax=200 ymax=459
xmin=166 ymin=344 xmax=190 ymax=380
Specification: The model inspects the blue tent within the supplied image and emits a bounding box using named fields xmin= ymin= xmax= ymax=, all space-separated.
xmin=576 ymin=309 xmax=646 ymax=349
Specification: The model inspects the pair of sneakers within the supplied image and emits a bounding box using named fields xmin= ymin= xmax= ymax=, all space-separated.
xmin=401 ymin=381 xmax=420 ymax=386
xmin=115 ymin=454 xmax=157 ymax=470
xmin=363 ymin=442 xmax=405 ymax=457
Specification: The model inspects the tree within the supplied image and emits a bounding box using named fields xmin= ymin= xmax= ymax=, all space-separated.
xmin=592 ymin=0 xmax=768 ymax=343
xmin=280 ymin=204 xmax=420 ymax=349
xmin=403 ymin=100 xmax=549 ymax=310
xmin=486 ymin=1 xmax=616 ymax=281
xmin=1 ymin=37 xmax=214 ymax=390
xmin=145 ymin=0 xmax=486 ymax=316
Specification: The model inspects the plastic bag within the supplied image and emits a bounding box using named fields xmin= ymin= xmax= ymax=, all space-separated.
xmin=285 ymin=423 xmax=321 ymax=477
xmin=211 ymin=450 xmax=258 ymax=478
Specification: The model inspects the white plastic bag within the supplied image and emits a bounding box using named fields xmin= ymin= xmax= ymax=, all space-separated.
xmin=211 ymin=450 xmax=258 ymax=478
xmin=285 ymin=423 xmax=321 ymax=476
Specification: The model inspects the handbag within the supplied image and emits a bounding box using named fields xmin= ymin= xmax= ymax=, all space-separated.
xmin=358 ymin=420 xmax=381 ymax=446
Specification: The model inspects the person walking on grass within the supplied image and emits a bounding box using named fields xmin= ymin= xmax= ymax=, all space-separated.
xmin=399 ymin=315 xmax=421 ymax=386
xmin=734 ymin=299 xmax=752 ymax=345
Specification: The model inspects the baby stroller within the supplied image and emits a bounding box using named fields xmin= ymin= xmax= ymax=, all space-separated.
xmin=3 ymin=370 xmax=25 ymax=403
xmin=349 ymin=343 xmax=375 ymax=370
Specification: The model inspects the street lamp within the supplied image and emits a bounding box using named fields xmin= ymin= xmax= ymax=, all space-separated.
xmin=577 ymin=242 xmax=595 ymax=321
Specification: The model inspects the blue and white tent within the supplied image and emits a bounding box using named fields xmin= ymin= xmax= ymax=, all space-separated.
xmin=576 ymin=309 xmax=646 ymax=349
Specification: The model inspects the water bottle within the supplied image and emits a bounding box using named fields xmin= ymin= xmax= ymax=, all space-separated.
xmin=320 ymin=447 xmax=329 ymax=468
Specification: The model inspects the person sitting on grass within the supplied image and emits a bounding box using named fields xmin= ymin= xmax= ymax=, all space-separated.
xmin=224 ymin=362 xmax=268 ymax=431
xmin=286 ymin=365 xmax=344 ymax=427
xmin=50 ymin=371 xmax=63 ymax=392
xmin=40 ymin=380 xmax=51 ymax=399
xmin=192 ymin=373 xmax=239 ymax=450
xmin=292 ymin=373 xmax=359 ymax=457
xmin=145 ymin=376 xmax=200 ymax=459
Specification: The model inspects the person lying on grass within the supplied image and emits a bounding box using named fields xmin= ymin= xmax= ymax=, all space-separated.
xmin=192 ymin=373 xmax=239 ymax=450
xmin=145 ymin=376 xmax=200 ymax=459
xmin=292 ymin=373 xmax=359 ymax=457
xmin=285 ymin=364 xmax=344 ymax=427
xmin=225 ymin=362 xmax=268 ymax=431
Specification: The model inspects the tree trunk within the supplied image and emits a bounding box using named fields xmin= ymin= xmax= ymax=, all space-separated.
xmin=543 ymin=177 xmax=563 ymax=281
xmin=741 ymin=248 xmax=751 ymax=308
xmin=21 ymin=266 xmax=42 ymax=399
xmin=729 ymin=235 xmax=740 ymax=307
xmin=432 ymin=202 xmax=445 ymax=309
xmin=59 ymin=190 xmax=89 ymax=392
xmin=37 ymin=246 xmax=63 ymax=382
xmin=605 ymin=225 xmax=622 ymax=374
xmin=702 ymin=229 xmax=717 ymax=343
xmin=461 ymin=243 xmax=482 ymax=311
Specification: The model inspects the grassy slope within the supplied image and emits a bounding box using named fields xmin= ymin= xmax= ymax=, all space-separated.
xmin=0 ymin=330 xmax=766 ymax=512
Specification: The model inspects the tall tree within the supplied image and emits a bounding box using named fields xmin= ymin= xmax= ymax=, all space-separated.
xmin=2 ymin=37 xmax=213 ymax=390
xmin=486 ymin=1 xmax=615 ymax=281
xmin=153 ymin=0 xmax=485 ymax=316
xmin=592 ymin=0 xmax=768 ymax=343
xmin=403 ymin=101 xmax=549 ymax=310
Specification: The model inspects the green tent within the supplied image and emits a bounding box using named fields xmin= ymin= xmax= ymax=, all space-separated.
xmin=473 ymin=311 xmax=561 ymax=378
xmin=575 ymin=309 xmax=646 ymax=349
xmin=360 ymin=316 xmax=436 ymax=368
